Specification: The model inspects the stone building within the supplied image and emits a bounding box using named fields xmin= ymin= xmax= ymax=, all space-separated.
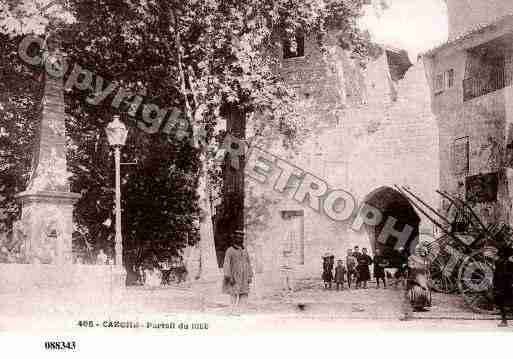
xmin=423 ymin=0 xmax=513 ymax=233
xmin=215 ymin=31 xmax=440 ymax=291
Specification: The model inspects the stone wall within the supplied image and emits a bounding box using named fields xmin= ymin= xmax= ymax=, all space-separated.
xmin=274 ymin=34 xmax=347 ymax=127
xmin=0 ymin=263 xmax=115 ymax=294
xmin=245 ymin=37 xmax=439 ymax=292
xmin=426 ymin=15 xmax=513 ymax=228
xmin=435 ymin=85 xmax=509 ymax=226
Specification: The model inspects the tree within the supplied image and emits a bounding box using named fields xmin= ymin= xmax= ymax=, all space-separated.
xmin=0 ymin=0 xmax=73 ymax=35
xmin=0 ymin=31 xmax=40 ymax=234
xmin=1 ymin=0 xmax=377 ymax=270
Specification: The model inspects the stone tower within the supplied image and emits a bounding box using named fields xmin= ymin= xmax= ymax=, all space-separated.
xmin=444 ymin=0 xmax=513 ymax=40
xmin=16 ymin=49 xmax=80 ymax=265
xmin=240 ymin=29 xmax=438 ymax=291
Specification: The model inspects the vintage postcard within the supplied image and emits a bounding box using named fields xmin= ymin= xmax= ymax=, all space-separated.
xmin=1 ymin=0 xmax=513 ymax=354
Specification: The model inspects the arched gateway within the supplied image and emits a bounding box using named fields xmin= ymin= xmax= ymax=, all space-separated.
xmin=362 ymin=186 xmax=421 ymax=267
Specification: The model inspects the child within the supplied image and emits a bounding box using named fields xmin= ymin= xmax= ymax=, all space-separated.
xmin=345 ymin=249 xmax=357 ymax=288
xmin=373 ymin=248 xmax=387 ymax=289
xmin=334 ymin=260 xmax=347 ymax=291
xmin=322 ymin=254 xmax=334 ymax=289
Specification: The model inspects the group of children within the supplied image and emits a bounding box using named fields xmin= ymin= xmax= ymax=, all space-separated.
xmin=322 ymin=246 xmax=388 ymax=290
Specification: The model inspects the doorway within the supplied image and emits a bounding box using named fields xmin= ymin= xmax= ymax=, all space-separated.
xmin=362 ymin=186 xmax=420 ymax=267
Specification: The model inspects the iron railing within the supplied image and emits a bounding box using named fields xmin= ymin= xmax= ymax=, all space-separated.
xmin=463 ymin=67 xmax=513 ymax=101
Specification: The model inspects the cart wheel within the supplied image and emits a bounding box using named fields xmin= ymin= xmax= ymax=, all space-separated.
xmin=427 ymin=240 xmax=458 ymax=293
xmin=457 ymin=249 xmax=497 ymax=314
xmin=429 ymin=254 xmax=458 ymax=293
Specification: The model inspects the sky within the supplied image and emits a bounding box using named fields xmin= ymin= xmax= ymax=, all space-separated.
xmin=360 ymin=0 xmax=449 ymax=61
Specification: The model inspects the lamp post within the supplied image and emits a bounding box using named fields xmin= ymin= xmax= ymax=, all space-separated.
xmin=106 ymin=115 xmax=128 ymax=286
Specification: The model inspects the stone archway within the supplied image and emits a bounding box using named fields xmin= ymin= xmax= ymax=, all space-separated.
xmin=362 ymin=186 xmax=420 ymax=267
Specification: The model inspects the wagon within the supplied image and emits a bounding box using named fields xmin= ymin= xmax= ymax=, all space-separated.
xmin=395 ymin=185 xmax=512 ymax=314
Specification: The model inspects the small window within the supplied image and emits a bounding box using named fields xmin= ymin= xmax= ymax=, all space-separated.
xmin=434 ymin=69 xmax=455 ymax=94
xmin=434 ymin=73 xmax=445 ymax=93
xmin=280 ymin=210 xmax=305 ymax=265
xmin=447 ymin=69 xmax=455 ymax=88
xmin=283 ymin=33 xmax=305 ymax=59
xmin=453 ymin=136 xmax=469 ymax=175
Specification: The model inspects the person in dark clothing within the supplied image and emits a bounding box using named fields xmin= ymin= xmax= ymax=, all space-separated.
xmin=493 ymin=245 xmax=513 ymax=327
xmin=353 ymin=246 xmax=361 ymax=260
xmin=400 ymin=242 xmax=431 ymax=320
xmin=322 ymin=254 xmax=334 ymax=289
xmin=222 ymin=231 xmax=253 ymax=314
xmin=334 ymin=260 xmax=347 ymax=291
xmin=373 ymin=248 xmax=388 ymax=289
xmin=353 ymin=246 xmax=361 ymax=288
xmin=356 ymin=247 xmax=373 ymax=289
xmin=346 ymin=249 xmax=357 ymax=288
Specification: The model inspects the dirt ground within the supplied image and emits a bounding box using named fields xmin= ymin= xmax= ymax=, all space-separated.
xmin=0 ymin=278 xmax=511 ymax=333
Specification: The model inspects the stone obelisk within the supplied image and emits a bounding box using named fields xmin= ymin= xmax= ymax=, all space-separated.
xmin=16 ymin=48 xmax=81 ymax=265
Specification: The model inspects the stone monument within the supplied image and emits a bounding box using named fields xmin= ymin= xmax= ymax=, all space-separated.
xmin=15 ymin=43 xmax=80 ymax=265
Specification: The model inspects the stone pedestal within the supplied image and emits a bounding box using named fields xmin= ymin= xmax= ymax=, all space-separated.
xmin=16 ymin=191 xmax=80 ymax=264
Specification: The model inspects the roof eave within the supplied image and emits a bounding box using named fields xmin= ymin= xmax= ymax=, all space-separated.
xmin=422 ymin=13 xmax=513 ymax=58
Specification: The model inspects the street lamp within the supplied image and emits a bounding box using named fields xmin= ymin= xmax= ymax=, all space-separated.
xmin=106 ymin=115 xmax=128 ymax=286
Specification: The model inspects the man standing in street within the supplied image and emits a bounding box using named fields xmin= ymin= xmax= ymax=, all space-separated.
xmin=493 ymin=244 xmax=513 ymax=327
xmin=222 ymin=230 xmax=253 ymax=315
xmin=356 ymin=247 xmax=373 ymax=289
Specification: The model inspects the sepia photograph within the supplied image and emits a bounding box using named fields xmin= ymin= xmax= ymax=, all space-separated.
xmin=0 ymin=0 xmax=512 ymax=355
